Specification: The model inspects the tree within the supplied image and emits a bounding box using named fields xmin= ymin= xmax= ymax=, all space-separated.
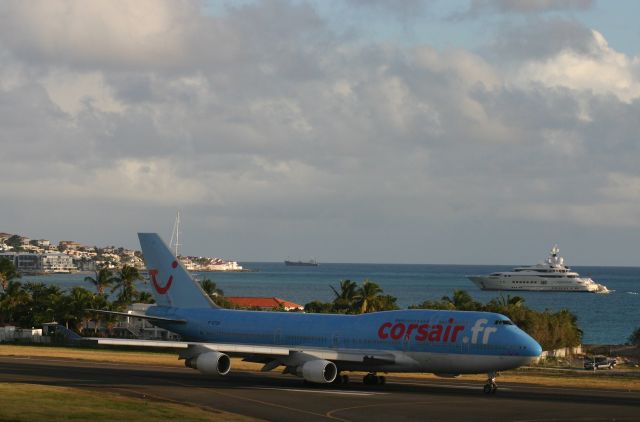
xmin=88 ymin=294 xmax=110 ymax=334
xmin=355 ymin=279 xmax=383 ymax=313
xmin=5 ymin=235 xmax=24 ymax=251
xmin=200 ymin=279 xmax=223 ymax=299
xmin=0 ymin=258 xmax=20 ymax=290
xmin=84 ymin=267 xmax=117 ymax=295
xmin=137 ymin=291 xmax=156 ymax=304
xmin=441 ymin=290 xmax=482 ymax=311
xmin=0 ymin=281 xmax=29 ymax=323
xmin=60 ymin=287 xmax=95 ymax=332
xmin=111 ymin=265 xmax=143 ymax=305
xmin=21 ymin=282 xmax=63 ymax=327
xmin=376 ymin=294 xmax=399 ymax=311
xmin=628 ymin=327 xmax=640 ymax=347
xmin=198 ymin=278 xmax=234 ymax=307
xmin=330 ymin=280 xmax=358 ymax=313
xmin=409 ymin=289 xmax=582 ymax=350
xmin=409 ymin=290 xmax=481 ymax=311
xmin=304 ymin=300 xmax=334 ymax=313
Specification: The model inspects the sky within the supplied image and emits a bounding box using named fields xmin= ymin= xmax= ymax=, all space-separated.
xmin=1 ymin=0 xmax=640 ymax=265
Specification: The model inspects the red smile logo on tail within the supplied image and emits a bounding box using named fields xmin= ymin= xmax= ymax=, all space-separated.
xmin=150 ymin=260 xmax=178 ymax=294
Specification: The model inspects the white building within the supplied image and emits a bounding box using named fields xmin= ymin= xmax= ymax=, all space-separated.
xmin=40 ymin=252 xmax=77 ymax=273
xmin=83 ymin=303 xmax=181 ymax=340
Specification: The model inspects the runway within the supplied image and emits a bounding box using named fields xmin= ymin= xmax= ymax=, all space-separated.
xmin=1 ymin=356 xmax=638 ymax=421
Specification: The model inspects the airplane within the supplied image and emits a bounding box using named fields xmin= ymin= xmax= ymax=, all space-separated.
xmin=89 ymin=233 xmax=542 ymax=394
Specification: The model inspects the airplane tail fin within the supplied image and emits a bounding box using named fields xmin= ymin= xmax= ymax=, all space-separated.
xmin=138 ymin=233 xmax=217 ymax=309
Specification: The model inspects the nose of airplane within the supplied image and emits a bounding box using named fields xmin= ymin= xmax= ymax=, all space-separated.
xmin=521 ymin=332 xmax=543 ymax=358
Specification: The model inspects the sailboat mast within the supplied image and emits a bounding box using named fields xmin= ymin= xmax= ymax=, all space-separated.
xmin=170 ymin=211 xmax=181 ymax=257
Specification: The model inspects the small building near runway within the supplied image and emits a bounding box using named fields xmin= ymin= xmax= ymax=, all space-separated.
xmin=225 ymin=296 xmax=304 ymax=311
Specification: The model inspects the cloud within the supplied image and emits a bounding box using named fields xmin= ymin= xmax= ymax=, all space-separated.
xmin=342 ymin=0 xmax=430 ymax=18
xmin=514 ymin=30 xmax=640 ymax=102
xmin=0 ymin=0 xmax=639 ymax=263
xmin=0 ymin=0 xmax=201 ymax=70
xmin=459 ymin=0 xmax=594 ymax=18
xmin=489 ymin=18 xmax=595 ymax=60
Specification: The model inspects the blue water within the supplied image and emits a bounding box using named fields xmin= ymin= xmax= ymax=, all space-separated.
xmin=22 ymin=263 xmax=640 ymax=345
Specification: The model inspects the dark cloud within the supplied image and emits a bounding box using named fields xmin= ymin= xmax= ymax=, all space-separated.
xmin=489 ymin=18 xmax=595 ymax=60
xmin=453 ymin=0 xmax=594 ymax=19
xmin=343 ymin=0 xmax=430 ymax=18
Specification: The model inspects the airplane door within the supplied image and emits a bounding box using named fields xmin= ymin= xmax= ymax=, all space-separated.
xmin=403 ymin=332 xmax=411 ymax=352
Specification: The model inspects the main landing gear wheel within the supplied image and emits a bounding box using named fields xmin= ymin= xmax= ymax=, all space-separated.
xmin=363 ymin=373 xmax=386 ymax=385
xmin=483 ymin=372 xmax=497 ymax=394
xmin=332 ymin=374 xmax=350 ymax=386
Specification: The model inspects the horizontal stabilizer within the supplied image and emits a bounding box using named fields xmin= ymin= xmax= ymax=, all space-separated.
xmin=45 ymin=324 xmax=84 ymax=341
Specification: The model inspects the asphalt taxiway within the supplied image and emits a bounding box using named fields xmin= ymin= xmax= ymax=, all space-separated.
xmin=1 ymin=356 xmax=638 ymax=421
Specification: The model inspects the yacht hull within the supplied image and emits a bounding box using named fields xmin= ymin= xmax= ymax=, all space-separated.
xmin=468 ymin=276 xmax=604 ymax=292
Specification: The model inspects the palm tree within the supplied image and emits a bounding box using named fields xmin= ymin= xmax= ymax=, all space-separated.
xmin=23 ymin=282 xmax=63 ymax=326
xmin=65 ymin=287 xmax=95 ymax=333
xmin=355 ymin=279 xmax=383 ymax=314
xmin=200 ymin=279 xmax=223 ymax=299
xmin=84 ymin=267 xmax=117 ymax=295
xmin=137 ymin=291 xmax=155 ymax=304
xmin=330 ymin=279 xmax=358 ymax=313
xmin=0 ymin=258 xmax=20 ymax=290
xmin=88 ymin=293 xmax=110 ymax=335
xmin=628 ymin=327 xmax=640 ymax=347
xmin=111 ymin=265 xmax=143 ymax=305
xmin=0 ymin=280 xmax=30 ymax=323
xmin=441 ymin=290 xmax=480 ymax=311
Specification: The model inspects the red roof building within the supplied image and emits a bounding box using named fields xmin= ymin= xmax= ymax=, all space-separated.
xmin=225 ymin=297 xmax=304 ymax=311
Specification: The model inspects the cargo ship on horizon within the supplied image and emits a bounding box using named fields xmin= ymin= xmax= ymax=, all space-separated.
xmin=284 ymin=259 xmax=319 ymax=267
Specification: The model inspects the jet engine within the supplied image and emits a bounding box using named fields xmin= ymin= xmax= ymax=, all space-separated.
xmin=296 ymin=359 xmax=337 ymax=383
xmin=185 ymin=351 xmax=231 ymax=376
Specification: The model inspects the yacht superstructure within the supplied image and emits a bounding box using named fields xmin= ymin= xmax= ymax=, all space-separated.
xmin=468 ymin=245 xmax=609 ymax=293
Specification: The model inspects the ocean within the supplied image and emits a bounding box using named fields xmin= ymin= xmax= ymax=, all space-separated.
xmin=22 ymin=263 xmax=640 ymax=345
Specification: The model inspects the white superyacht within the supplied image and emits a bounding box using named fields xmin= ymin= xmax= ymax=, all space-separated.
xmin=468 ymin=245 xmax=610 ymax=293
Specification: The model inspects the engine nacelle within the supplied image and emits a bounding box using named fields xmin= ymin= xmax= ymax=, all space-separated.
xmin=185 ymin=351 xmax=231 ymax=376
xmin=296 ymin=359 xmax=337 ymax=383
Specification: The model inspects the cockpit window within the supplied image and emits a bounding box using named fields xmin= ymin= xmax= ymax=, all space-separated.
xmin=494 ymin=320 xmax=513 ymax=325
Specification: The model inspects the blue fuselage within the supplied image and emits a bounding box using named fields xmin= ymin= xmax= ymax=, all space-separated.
xmin=148 ymin=307 xmax=541 ymax=360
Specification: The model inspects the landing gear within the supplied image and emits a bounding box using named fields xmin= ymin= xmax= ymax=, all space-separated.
xmin=363 ymin=373 xmax=386 ymax=385
xmin=332 ymin=374 xmax=350 ymax=385
xmin=483 ymin=372 xmax=497 ymax=394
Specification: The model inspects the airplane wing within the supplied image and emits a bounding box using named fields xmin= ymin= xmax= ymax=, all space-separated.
xmin=86 ymin=309 xmax=187 ymax=324
xmin=74 ymin=330 xmax=397 ymax=370
xmin=91 ymin=337 xmax=396 ymax=364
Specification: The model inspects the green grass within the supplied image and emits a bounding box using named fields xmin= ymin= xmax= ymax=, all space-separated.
xmin=0 ymin=383 xmax=257 ymax=421
xmin=2 ymin=343 xmax=638 ymax=392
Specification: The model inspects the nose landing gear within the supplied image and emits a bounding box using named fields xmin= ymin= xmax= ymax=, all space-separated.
xmin=483 ymin=371 xmax=497 ymax=394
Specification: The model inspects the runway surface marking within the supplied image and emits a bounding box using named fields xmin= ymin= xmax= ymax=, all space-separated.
xmin=161 ymin=379 xmax=338 ymax=420
xmin=248 ymin=386 xmax=386 ymax=396
xmin=325 ymin=399 xmax=440 ymax=420
xmin=391 ymin=379 xmax=512 ymax=391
